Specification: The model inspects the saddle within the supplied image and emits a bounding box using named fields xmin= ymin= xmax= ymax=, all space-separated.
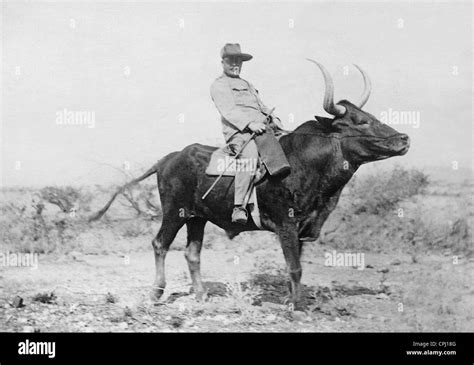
xmin=204 ymin=132 xmax=290 ymax=228
xmin=205 ymin=131 xmax=291 ymax=182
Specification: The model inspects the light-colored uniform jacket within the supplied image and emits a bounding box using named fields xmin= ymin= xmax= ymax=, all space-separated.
xmin=210 ymin=73 xmax=273 ymax=142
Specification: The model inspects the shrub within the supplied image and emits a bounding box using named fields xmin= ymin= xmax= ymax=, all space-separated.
xmin=350 ymin=166 xmax=429 ymax=215
xmin=39 ymin=186 xmax=80 ymax=213
xmin=118 ymin=183 xmax=162 ymax=220
xmin=0 ymin=188 xmax=90 ymax=253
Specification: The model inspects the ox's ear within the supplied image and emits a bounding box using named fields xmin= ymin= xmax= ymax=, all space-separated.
xmin=314 ymin=115 xmax=334 ymax=128
xmin=314 ymin=115 xmax=334 ymax=132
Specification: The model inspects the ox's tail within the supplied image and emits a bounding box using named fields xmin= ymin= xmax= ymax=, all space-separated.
xmin=88 ymin=161 xmax=160 ymax=222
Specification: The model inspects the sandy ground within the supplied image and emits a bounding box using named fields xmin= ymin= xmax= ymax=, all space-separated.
xmin=1 ymin=241 xmax=472 ymax=332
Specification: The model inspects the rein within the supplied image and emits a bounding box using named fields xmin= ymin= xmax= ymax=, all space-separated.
xmin=287 ymin=131 xmax=403 ymax=140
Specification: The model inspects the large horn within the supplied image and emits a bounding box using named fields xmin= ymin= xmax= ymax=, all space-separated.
xmin=306 ymin=59 xmax=346 ymax=117
xmin=353 ymin=64 xmax=371 ymax=108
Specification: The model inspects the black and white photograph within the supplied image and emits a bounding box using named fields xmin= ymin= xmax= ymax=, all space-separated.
xmin=0 ymin=0 xmax=472 ymax=361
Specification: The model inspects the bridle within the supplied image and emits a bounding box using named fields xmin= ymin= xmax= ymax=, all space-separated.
xmin=287 ymin=131 xmax=404 ymax=140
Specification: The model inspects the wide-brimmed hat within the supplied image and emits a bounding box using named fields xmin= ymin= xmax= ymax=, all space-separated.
xmin=220 ymin=43 xmax=253 ymax=61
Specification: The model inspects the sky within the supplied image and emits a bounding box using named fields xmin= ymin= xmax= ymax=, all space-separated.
xmin=1 ymin=1 xmax=472 ymax=186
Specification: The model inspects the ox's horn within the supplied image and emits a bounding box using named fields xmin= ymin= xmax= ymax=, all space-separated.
xmin=353 ymin=64 xmax=372 ymax=108
xmin=306 ymin=59 xmax=346 ymax=117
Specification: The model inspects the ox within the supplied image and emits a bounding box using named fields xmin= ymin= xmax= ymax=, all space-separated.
xmin=90 ymin=60 xmax=410 ymax=307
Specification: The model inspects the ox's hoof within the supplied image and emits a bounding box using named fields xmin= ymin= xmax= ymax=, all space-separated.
xmin=150 ymin=286 xmax=165 ymax=302
xmin=282 ymin=295 xmax=304 ymax=311
xmin=195 ymin=290 xmax=208 ymax=302
xmin=189 ymin=286 xmax=208 ymax=302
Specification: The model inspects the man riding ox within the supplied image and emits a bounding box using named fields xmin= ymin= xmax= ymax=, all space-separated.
xmin=89 ymin=52 xmax=410 ymax=308
xmin=210 ymin=43 xmax=287 ymax=224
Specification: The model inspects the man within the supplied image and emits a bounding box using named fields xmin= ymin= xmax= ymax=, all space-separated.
xmin=210 ymin=43 xmax=285 ymax=224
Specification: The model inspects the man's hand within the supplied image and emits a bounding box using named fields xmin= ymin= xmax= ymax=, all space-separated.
xmin=271 ymin=116 xmax=284 ymax=130
xmin=248 ymin=114 xmax=268 ymax=134
xmin=248 ymin=121 xmax=266 ymax=134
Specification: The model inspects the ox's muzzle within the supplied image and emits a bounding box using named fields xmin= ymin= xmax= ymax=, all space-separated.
xmin=394 ymin=133 xmax=410 ymax=155
xmin=370 ymin=133 xmax=410 ymax=158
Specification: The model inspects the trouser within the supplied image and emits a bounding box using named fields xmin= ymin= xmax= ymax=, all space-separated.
xmin=227 ymin=133 xmax=259 ymax=205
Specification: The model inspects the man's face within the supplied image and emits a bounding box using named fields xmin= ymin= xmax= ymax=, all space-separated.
xmin=222 ymin=56 xmax=243 ymax=77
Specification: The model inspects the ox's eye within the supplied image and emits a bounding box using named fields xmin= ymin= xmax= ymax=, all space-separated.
xmin=357 ymin=119 xmax=369 ymax=126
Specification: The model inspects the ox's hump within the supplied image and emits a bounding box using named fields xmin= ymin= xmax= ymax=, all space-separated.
xmin=292 ymin=118 xmax=337 ymax=135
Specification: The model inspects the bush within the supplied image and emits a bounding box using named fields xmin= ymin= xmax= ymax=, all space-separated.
xmin=321 ymin=166 xmax=472 ymax=255
xmin=350 ymin=166 xmax=429 ymax=215
xmin=1 ymin=203 xmax=61 ymax=253
xmin=40 ymin=186 xmax=94 ymax=214
xmin=120 ymin=219 xmax=154 ymax=238
xmin=118 ymin=183 xmax=162 ymax=220
xmin=0 ymin=188 xmax=90 ymax=253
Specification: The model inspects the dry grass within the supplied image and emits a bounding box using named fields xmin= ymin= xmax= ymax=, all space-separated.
xmin=0 ymin=167 xmax=471 ymax=258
